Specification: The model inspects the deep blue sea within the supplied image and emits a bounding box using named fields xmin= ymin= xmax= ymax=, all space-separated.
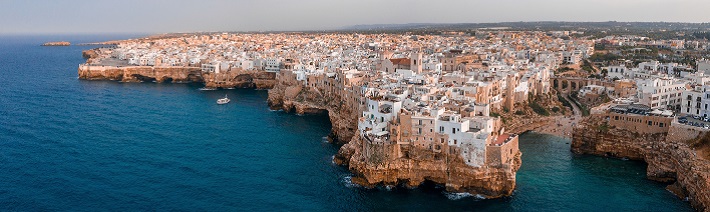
xmin=0 ymin=35 xmax=694 ymax=211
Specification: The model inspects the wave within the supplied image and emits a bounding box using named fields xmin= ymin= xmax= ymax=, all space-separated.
xmin=341 ymin=175 xmax=362 ymax=188
xmin=198 ymin=87 xmax=217 ymax=91
xmin=443 ymin=192 xmax=486 ymax=200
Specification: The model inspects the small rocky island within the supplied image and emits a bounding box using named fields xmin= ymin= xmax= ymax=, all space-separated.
xmin=41 ymin=41 xmax=70 ymax=46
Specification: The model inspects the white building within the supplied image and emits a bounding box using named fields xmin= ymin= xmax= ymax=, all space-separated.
xmin=681 ymin=85 xmax=710 ymax=118
xmin=636 ymin=77 xmax=686 ymax=110
xmin=606 ymin=65 xmax=628 ymax=79
xmin=698 ymin=59 xmax=710 ymax=76
xmin=266 ymin=58 xmax=282 ymax=72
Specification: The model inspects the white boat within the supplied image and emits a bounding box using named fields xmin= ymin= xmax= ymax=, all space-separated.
xmin=217 ymin=94 xmax=230 ymax=105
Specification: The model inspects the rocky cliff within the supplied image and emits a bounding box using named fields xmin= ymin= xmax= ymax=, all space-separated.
xmin=572 ymin=116 xmax=710 ymax=211
xmin=339 ymin=134 xmax=522 ymax=198
xmin=78 ymin=65 xmax=204 ymax=83
xmin=78 ymin=64 xmax=276 ymax=89
xmin=266 ymin=79 xmax=356 ymax=144
xmin=267 ymin=74 xmax=521 ymax=198
xmin=203 ymin=71 xmax=276 ymax=89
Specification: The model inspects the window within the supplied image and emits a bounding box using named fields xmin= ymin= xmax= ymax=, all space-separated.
xmin=454 ymin=139 xmax=457 ymax=145
xmin=440 ymin=126 xmax=444 ymax=132
xmin=452 ymin=128 xmax=456 ymax=134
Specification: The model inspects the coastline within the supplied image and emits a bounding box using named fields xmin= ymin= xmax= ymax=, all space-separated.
xmin=76 ymin=66 xmax=704 ymax=209
xmin=572 ymin=115 xmax=710 ymax=211
xmin=72 ymin=32 xmax=704 ymax=210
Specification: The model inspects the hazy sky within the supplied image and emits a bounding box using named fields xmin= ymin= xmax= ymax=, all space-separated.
xmin=1 ymin=0 xmax=709 ymax=34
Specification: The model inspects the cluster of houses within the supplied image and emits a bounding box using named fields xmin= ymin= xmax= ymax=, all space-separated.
xmin=89 ymin=31 xmax=599 ymax=166
xmin=598 ymin=59 xmax=710 ymax=114
xmin=92 ymin=30 xmax=710 ymax=163
xmin=596 ymin=35 xmax=710 ymax=51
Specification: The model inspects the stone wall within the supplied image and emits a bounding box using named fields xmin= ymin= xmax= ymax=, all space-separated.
xmin=602 ymin=112 xmax=673 ymax=134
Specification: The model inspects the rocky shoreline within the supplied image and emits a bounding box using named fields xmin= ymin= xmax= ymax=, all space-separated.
xmin=572 ymin=116 xmax=710 ymax=211
xmin=264 ymin=72 xmax=522 ymax=198
xmin=77 ymin=64 xmax=276 ymax=89
xmin=78 ymin=60 xmax=705 ymax=208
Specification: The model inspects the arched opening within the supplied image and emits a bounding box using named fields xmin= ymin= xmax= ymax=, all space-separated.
xmin=131 ymin=74 xmax=156 ymax=82
xmin=553 ymin=79 xmax=559 ymax=89
xmin=160 ymin=76 xmax=173 ymax=83
xmin=571 ymin=81 xmax=577 ymax=90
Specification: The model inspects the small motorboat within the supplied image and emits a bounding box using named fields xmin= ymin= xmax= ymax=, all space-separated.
xmin=217 ymin=94 xmax=230 ymax=105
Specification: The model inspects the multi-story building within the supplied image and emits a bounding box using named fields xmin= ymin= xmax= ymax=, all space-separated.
xmin=636 ymin=77 xmax=686 ymax=110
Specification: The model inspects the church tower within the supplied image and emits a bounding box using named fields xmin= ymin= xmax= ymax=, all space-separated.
xmin=504 ymin=73 xmax=517 ymax=111
xmin=410 ymin=51 xmax=423 ymax=74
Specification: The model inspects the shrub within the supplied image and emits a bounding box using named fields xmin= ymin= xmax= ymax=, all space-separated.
xmin=529 ymin=101 xmax=550 ymax=116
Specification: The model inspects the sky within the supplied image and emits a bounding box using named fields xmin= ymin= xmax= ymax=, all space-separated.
xmin=1 ymin=0 xmax=709 ymax=34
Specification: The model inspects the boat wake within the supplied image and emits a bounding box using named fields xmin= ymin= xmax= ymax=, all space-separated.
xmin=199 ymin=87 xmax=217 ymax=91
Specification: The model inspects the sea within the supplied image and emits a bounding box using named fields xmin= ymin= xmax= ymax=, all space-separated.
xmin=0 ymin=35 xmax=694 ymax=211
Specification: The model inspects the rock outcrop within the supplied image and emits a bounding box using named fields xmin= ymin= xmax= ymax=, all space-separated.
xmin=266 ymin=78 xmax=356 ymax=144
xmin=78 ymin=64 xmax=276 ymax=89
xmin=78 ymin=65 xmax=204 ymax=83
xmin=572 ymin=116 xmax=710 ymax=211
xmin=338 ymin=133 xmax=522 ymax=198
xmin=267 ymin=72 xmax=521 ymax=198
xmin=203 ymin=71 xmax=276 ymax=89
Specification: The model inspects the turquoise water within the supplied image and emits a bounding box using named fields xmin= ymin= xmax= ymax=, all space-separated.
xmin=0 ymin=35 xmax=694 ymax=211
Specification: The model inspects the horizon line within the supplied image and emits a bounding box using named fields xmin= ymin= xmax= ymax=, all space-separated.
xmin=3 ymin=20 xmax=710 ymax=36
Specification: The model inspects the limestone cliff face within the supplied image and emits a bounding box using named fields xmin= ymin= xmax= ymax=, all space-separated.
xmin=267 ymin=74 xmax=520 ymax=198
xmin=78 ymin=65 xmax=276 ymax=89
xmin=572 ymin=116 xmax=710 ymax=211
xmin=78 ymin=65 xmax=204 ymax=83
xmin=203 ymin=71 xmax=276 ymax=89
xmin=266 ymin=80 xmax=356 ymax=144
xmin=339 ymin=133 xmax=521 ymax=198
